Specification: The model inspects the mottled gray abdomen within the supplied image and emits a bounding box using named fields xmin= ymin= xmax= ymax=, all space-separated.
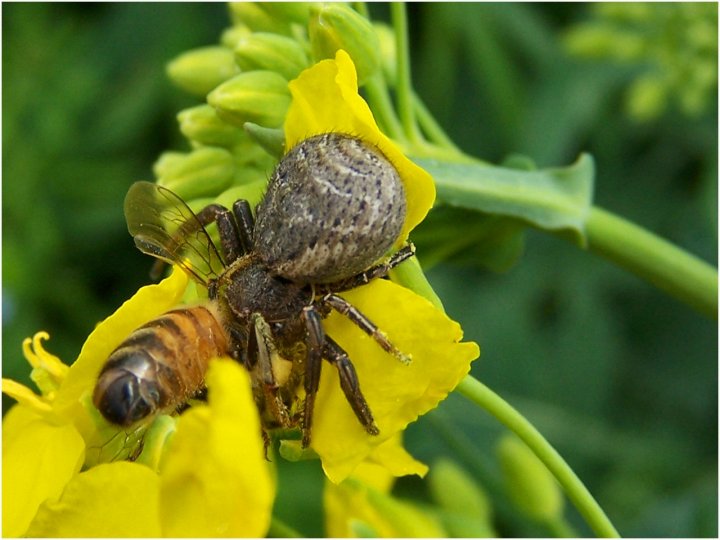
xmin=254 ymin=133 xmax=406 ymax=284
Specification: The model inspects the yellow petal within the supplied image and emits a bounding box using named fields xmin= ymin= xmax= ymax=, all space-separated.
xmin=2 ymin=408 xmax=85 ymax=537
xmin=311 ymin=279 xmax=479 ymax=483
xmin=53 ymin=267 xmax=189 ymax=422
xmin=324 ymin=475 xmax=446 ymax=538
xmin=1 ymin=378 xmax=53 ymax=418
xmin=366 ymin=434 xmax=428 ymax=479
xmin=285 ymin=50 xmax=435 ymax=244
xmin=2 ymin=404 xmax=41 ymax=453
xmin=324 ymin=476 xmax=384 ymax=538
xmin=329 ymin=434 xmax=427 ymax=494
xmin=25 ymin=462 xmax=161 ymax=537
xmin=159 ymin=359 xmax=274 ymax=537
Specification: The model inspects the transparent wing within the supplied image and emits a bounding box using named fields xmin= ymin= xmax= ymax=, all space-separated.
xmin=124 ymin=181 xmax=225 ymax=285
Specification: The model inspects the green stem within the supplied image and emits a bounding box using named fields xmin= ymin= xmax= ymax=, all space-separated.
xmin=585 ymin=206 xmax=718 ymax=319
xmin=412 ymin=91 xmax=462 ymax=153
xmin=354 ymin=2 xmax=405 ymax=141
xmin=364 ymin=75 xmax=405 ymax=141
xmin=456 ymin=375 xmax=620 ymax=538
xmin=389 ymin=255 xmax=445 ymax=311
xmin=390 ymin=2 xmax=422 ymax=143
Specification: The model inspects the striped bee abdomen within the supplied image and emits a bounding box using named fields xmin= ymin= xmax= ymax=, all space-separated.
xmin=93 ymin=305 xmax=229 ymax=427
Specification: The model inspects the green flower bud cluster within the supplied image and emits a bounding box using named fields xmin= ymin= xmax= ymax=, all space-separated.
xmin=160 ymin=2 xmax=391 ymax=212
xmin=564 ymin=3 xmax=718 ymax=121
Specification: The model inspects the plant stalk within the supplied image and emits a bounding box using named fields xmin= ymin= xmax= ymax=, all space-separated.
xmin=456 ymin=375 xmax=620 ymax=538
xmin=584 ymin=206 xmax=718 ymax=319
xmin=390 ymin=3 xmax=422 ymax=143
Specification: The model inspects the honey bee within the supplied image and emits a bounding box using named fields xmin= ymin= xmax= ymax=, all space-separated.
xmin=93 ymin=132 xmax=416 ymax=446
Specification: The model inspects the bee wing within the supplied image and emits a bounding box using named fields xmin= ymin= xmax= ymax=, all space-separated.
xmin=124 ymin=181 xmax=225 ymax=285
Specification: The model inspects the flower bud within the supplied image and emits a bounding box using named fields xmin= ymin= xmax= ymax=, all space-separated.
xmin=229 ymin=139 xmax=277 ymax=170
xmin=278 ymin=439 xmax=319 ymax=461
xmin=177 ymin=104 xmax=246 ymax=148
xmin=243 ymin=122 xmax=285 ymax=160
xmin=260 ymin=2 xmax=311 ymax=25
xmin=228 ymin=2 xmax=292 ymax=35
xmin=429 ymin=459 xmax=492 ymax=520
xmin=223 ymin=180 xmax=269 ymax=212
xmin=496 ymin=434 xmax=564 ymax=523
xmin=221 ymin=24 xmax=253 ymax=49
xmin=208 ymin=70 xmax=291 ymax=128
xmin=626 ymin=74 xmax=668 ymax=121
xmin=235 ymin=32 xmax=309 ymax=81
xmin=362 ymin=482 xmax=446 ymax=537
xmin=373 ymin=22 xmax=397 ymax=85
xmin=155 ymin=147 xmax=236 ymax=201
xmin=166 ymin=46 xmax=238 ymax=97
xmin=428 ymin=459 xmax=496 ymax=537
xmin=309 ymin=4 xmax=381 ymax=84
xmin=153 ymin=151 xmax=184 ymax=179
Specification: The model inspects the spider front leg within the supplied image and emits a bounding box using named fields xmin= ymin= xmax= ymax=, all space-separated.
xmin=300 ymin=306 xmax=324 ymax=447
xmin=231 ymin=199 xmax=254 ymax=255
xmin=320 ymin=294 xmax=411 ymax=365
xmin=150 ymin=199 xmax=256 ymax=279
xmin=301 ymin=307 xmax=381 ymax=446
xmin=323 ymin=336 xmax=379 ymax=437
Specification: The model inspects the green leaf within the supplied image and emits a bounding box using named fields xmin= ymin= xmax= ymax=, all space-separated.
xmin=416 ymin=154 xmax=595 ymax=246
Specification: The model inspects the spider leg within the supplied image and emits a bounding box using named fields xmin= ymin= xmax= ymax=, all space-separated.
xmin=300 ymin=306 xmax=324 ymax=447
xmin=316 ymin=243 xmax=416 ymax=293
xmin=323 ymin=336 xmax=379 ymax=437
xmin=321 ymin=294 xmax=411 ymax=365
xmin=232 ymin=199 xmax=255 ymax=255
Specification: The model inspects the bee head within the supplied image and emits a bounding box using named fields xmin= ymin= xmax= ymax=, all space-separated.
xmin=93 ymin=359 xmax=161 ymax=426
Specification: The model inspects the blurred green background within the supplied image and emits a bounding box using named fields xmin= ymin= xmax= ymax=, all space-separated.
xmin=3 ymin=3 xmax=717 ymax=538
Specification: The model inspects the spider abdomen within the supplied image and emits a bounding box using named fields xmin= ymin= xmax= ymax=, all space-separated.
xmin=253 ymin=132 xmax=407 ymax=284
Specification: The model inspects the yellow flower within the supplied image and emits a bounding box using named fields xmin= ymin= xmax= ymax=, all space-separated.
xmin=2 ymin=269 xmax=274 ymax=537
xmin=283 ymin=50 xmax=479 ymax=483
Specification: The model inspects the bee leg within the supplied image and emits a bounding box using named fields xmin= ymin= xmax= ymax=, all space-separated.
xmin=300 ymin=306 xmax=325 ymax=447
xmin=320 ymin=294 xmax=412 ymax=365
xmin=323 ymin=336 xmax=379 ymax=436
xmin=315 ymin=243 xmax=416 ymax=293
xmin=251 ymin=313 xmax=292 ymax=427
